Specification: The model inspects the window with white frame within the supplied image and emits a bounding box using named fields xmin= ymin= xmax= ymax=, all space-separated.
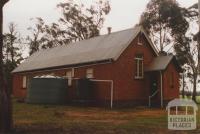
xmin=135 ymin=54 xmax=144 ymax=79
xmin=66 ymin=71 xmax=72 ymax=86
xmin=86 ymin=68 xmax=94 ymax=79
xmin=22 ymin=76 xmax=27 ymax=88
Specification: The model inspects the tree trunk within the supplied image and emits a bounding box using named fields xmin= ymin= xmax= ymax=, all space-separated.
xmin=192 ymin=73 xmax=197 ymax=103
xmin=0 ymin=1 xmax=12 ymax=133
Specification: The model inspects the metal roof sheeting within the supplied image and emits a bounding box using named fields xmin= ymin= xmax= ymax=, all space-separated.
xmin=12 ymin=26 xmax=157 ymax=73
xmin=145 ymin=55 xmax=174 ymax=72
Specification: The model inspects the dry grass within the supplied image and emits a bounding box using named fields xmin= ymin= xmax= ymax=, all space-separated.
xmin=12 ymin=99 xmax=200 ymax=134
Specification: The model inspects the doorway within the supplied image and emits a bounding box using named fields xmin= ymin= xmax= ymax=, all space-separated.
xmin=150 ymin=73 xmax=158 ymax=98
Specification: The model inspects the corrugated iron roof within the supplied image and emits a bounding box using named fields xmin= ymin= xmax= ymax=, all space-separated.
xmin=145 ymin=55 xmax=174 ymax=72
xmin=12 ymin=26 xmax=158 ymax=73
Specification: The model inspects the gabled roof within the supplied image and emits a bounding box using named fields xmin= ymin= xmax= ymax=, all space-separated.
xmin=12 ymin=26 xmax=158 ymax=73
xmin=145 ymin=55 xmax=182 ymax=72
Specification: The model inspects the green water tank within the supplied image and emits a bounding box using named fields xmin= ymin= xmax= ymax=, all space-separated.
xmin=27 ymin=78 xmax=68 ymax=104
xmin=76 ymin=78 xmax=94 ymax=101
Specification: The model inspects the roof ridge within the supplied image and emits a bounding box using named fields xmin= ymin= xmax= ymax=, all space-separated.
xmin=36 ymin=27 xmax=138 ymax=51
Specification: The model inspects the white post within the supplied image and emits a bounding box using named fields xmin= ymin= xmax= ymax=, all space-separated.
xmin=110 ymin=81 xmax=113 ymax=109
xmin=89 ymin=79 xmax=114 ymax=109
xmin=186 ymin=106 xmax=188 ymax=115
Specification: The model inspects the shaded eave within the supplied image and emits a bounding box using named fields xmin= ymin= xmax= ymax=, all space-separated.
xmin=12 ymin=59 xmax=113 ymax=74
xmin=145 ymin=56 xmax=183 ymax=73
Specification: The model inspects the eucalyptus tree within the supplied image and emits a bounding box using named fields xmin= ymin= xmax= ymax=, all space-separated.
xmin=173 ymin=3 xmax=200 ymax=102
xmin=27 ymin=18 xmax=45 ymax=55
xmin=28 ymin=0 xmax=111 ymax=52
xmin=3 ymin=22 xmax=23 ymax=64
xmin=140 ymin=0 xmax=188 ymax=52
xmin=57 ymin=0 xmax=111 ymax=42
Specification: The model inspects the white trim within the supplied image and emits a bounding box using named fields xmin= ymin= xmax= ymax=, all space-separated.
xmin=134 ymin=57 xmax=143 ymax=60
xmin=22 ymin=76 xmax=27 ymax=88
xmin=71 ymin=68 xmax=75 ymax=77
xmin=86 ymin=68 xmax=94 ymax=79
xmin=135 ymin=57 xmax=144 ymax=79
xmin=66 ymin=70 xmax=73 ymax=86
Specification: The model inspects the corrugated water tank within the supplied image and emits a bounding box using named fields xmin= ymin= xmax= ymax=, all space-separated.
xmin=76 ymin=78 xmax=94 ymax=101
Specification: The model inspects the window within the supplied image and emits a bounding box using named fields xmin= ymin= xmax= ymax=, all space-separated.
xmin=66 ymin=71 xmax=72 ymax=86
xmin=86 ymin=68 xmax=94 ymax=79
xmin=138 ymin=34 xmax=142 ymax=45
xmin=169 ymin=72 xmax=174 ymax=88
xmin=22 ymin=76 xmax=27 ymax=88
xmin=135 ymin=54 xmax=143 ymax=79
xmin=71 ymin=68 xmax=75 ymax=77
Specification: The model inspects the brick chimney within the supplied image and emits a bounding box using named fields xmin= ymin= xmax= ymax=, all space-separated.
xmin=107 ymin=27 xmax=112 ymax=34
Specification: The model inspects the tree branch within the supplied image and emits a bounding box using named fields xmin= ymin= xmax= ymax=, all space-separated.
xmin=0 ymin=0 xmax=9 ymax=7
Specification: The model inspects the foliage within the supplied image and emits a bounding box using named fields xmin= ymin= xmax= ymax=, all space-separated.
xmin=57 ymin=0 xmax=110 ymax=42
xmin=3 ymin=23 xmax=23 ymax=64
xmin=27 ymin=0 xmax=111 ymax=54
xmin=140 ymin=0 xmax=188 ymax=52
xmin=40 ymin=22 xmax=69 ymax=49
xmin=26 ymin=18 xmax=45 ymax=55
xmin=171 ymin=3 xmax=199 ymax=102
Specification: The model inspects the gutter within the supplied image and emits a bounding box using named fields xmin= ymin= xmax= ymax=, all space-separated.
xmin=12 ymin=59 xmax=113 ymax=74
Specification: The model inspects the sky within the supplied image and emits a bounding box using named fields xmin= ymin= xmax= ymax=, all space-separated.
xmin=3 ymin=0 xmax=198 ymax=36
xmin=3 ymin=0 xmax=198 ymax=90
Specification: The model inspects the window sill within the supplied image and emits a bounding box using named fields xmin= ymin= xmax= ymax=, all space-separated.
xmin=135 ymin=76 xmax=144 ymax=80
xmin=86 ymin=77 xmax=94 ymax=79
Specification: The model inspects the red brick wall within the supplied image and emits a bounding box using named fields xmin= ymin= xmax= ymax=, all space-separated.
xmin=112 ymin=34 xmax=156 ymax=103
xmin=12 ymin=63 xmax=113 ymax=103
xmin=163 ymin=62 xmax=180 ymax=101
xmin=12 ymin=74 xmax=26 ymax=98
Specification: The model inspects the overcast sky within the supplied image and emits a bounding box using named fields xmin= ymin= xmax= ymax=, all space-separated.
xmin=3 ymin=0 xmax=197 ymax=36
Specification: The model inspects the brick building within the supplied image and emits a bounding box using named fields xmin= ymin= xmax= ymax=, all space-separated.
xmin=12 ymin=26 xmax=182 ymax=108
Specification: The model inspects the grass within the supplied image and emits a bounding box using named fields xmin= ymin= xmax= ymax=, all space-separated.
xmin=12 ymin=99 xmax=200 ymax=134
xmin=197 ymin=96 xmax=200 ymax=103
